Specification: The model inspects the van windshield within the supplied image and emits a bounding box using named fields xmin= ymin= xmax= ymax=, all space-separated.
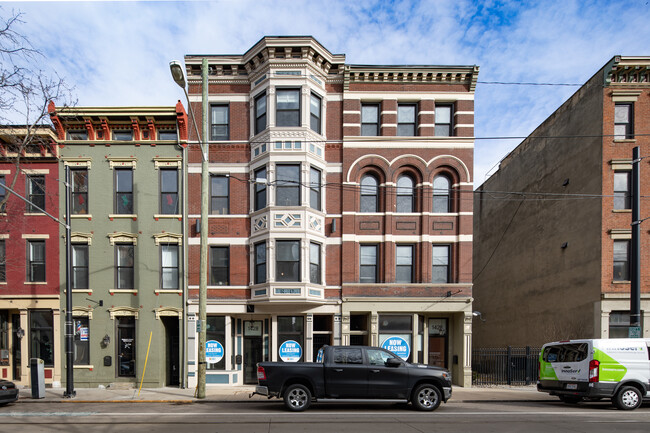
xmin=543 ymin=343 xmax=589 ymax=363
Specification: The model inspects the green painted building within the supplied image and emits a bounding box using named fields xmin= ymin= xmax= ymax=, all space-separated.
xmin=50 ymin=103 xmax=188 ymax=388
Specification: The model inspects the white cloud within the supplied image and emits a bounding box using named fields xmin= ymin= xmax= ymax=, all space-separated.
xmin=3 ymin=0 xmax=650 ymax=186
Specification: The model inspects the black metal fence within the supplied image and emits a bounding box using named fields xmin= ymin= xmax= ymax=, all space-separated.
xmin=472 ymin=346 xmax=540 ymax=386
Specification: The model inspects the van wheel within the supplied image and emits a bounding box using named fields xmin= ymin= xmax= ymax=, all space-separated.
xmin=283 ymin=384 xmax=311 ymax=412
xmin=558 ymin=395 xmax=582 ymax=404
xmin=614 ymin=386 xmax=642 ymax=410
xmin=412 ymin=384 xmax=442 ymax=411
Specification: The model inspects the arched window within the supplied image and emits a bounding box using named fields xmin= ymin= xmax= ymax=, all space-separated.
xmin=433 ymin=175 xmax=451 ymax=213
xmin=396 ymin=175 xmax=414 ymax=213
xmin=360 ymin=174 xmax=379 ymax=213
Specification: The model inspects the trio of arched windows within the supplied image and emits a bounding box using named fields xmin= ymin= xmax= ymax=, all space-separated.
xmin=359 ymin=173 xmax=453 ymax=213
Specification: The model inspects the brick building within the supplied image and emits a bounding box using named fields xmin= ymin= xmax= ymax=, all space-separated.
xmin=184 ymin=37 xmax=477 ymax=386
xmin=48 ymin=104 xmax=188 ymax=387
xmin=0 ymin=126 xmax=61 ymax=386
xmin=473 ymin=56 xmax=650 ymax=348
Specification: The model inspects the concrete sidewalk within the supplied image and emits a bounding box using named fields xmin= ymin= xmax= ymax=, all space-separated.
xmin=15 ymin=385 xmax=555 ymax=404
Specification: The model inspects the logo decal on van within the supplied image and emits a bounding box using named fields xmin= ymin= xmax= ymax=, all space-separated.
xmin=561 ymin=369 xmax=581 ymax=374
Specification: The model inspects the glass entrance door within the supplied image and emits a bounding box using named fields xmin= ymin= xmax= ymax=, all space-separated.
xmin=428 ymin=318 xmax=448 ymax=368
xmin=12 ymin=314 xmax=21 ymax=381
xmin=243 ymin=320 xmax=263 ymax=384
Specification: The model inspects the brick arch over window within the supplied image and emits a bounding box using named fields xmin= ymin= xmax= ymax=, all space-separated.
xmin=391 ymin=165 xmax=424 ymax=214
xmin=427 ymin=155 xmax=471 ymax=184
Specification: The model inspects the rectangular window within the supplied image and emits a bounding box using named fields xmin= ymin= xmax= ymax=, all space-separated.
xmin=609 ymin=311 xmax=644 ymax=338
xmin=613 ymin=240 xmax=630 ymax=281
xmin=614 ymin=171 xmax=631 ymax=210
xmin=210 ymin=175 xmax=229 ymax=215
xmin=0 ymin=175 xmax=5 ymax=213
xmin=397 ymin=104 xmax=416 ymax=136
xmin=614 ymin=103 xmax=633 ymax=140
xmin=254 ymin=167 xmax=267 ymax=211
xmin=435 ymin=104 xmax=453 ymax=137
xmin=27 ymin=174 xmax=45 ymax=213
xmin=276 ymin=88 xmax=300 ymax=127
xmin=360 ymin=244 xmax=378 ymax=283
xmin=113 ymin=130 xmax=133 ymax=141
xmin=432 ymin=245 xmax=450 ymax=283
xmin=27 ymin=240 xmax=46 ymax=282
xmin=115 ymin=169 xmax=133 ymax=214
xmin=255 ymin=92 xmax=267 ymax=135
xmin=71 ymin=169 xmax=88 ymax=215
xmin=255 ymin=242 xmax=266 ymax=284
xmin=161 ymin=244 xmax=179 ymax=290
xmin=158 ymin=129 xmax=178 ymax=141
xmin=309 ymin=167 xmax=321 ymax=211
xmin=117 ymin=316 xmax=135 ymax=377
xmin=73 ymin=317 xmax=90 ymax=365
xmin=332 ymin=347 xmax=363 ymax=364
xmin=379 ymin=315 xmax=413 ymax=362
xmin=310 ymin=242 xmax=321 ymax=284
xmin=116 ymin=244 xmax=134 ymax=289
xmin=30 ymin=310 xmax=54 ymax=367
xmin=67 ymin=130 xmax=88 ymax=140
xmin=276 ymin=240 xmax=300 ymax=282
xmin=160 ymin=169 xmax=179 ymax=215
xmin=395 ymin=245 xmax=414 ymax=283
xmin=0 ymin=240 xmax=5 ymax=282
xmin=276 ymin=165 xmax=300 ymax=206
xmin=211 ymin=105 xmax=229 ymax=140
xmin=210 ymin=246 xmax=229 ymax=286
xmin=310 ymin=93 xmax=321 ymax=134
xmin=361 ymin=104 xmax=379 ymax=136
xmin=206 ymin=316 xmax=226 ymax=370
xmin=72 ymin=244 xmax=89 ymax=290
xmin=277 ymin=316 xmax=304 ymax=362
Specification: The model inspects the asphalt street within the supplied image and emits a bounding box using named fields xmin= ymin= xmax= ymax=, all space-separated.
xmin=1 ymin=398 xmax=649 ymax=433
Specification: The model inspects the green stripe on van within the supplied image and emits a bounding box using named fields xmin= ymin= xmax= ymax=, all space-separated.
xmin=594 ymin=348 xmax=627 ymax=382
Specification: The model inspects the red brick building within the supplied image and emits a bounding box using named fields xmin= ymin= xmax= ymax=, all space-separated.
xmin=473 ymin=56 xmax=650 ymax=347
xmin=184 ymin=37 xmax=477 ymax=386
xmin=0 ymin=126 xmax=61 ymax=386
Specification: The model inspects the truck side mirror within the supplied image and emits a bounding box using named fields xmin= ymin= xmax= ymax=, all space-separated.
xmin=386 ymin=358 xmax=402 ymax=367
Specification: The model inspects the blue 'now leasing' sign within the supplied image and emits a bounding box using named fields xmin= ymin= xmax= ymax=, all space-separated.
xmin=381 ymin=336 xmax=410 ymax=360
xmin=206 ymin=340 xmax=224 ymax=363
xmin=279 ymin=340 xmax=302 ymax=362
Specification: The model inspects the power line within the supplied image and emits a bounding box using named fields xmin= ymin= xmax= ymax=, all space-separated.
xmin=477 ymin=81 xmax=583 ymax=87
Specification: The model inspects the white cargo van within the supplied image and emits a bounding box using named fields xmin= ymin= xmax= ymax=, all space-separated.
xmin=537 ymin=338 xmax=650 ymax=410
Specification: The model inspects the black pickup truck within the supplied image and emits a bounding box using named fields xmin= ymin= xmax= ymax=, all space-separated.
xmin=254 ymin=345 xmax=452 ymax=411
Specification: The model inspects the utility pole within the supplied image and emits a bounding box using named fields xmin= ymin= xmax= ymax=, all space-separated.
xmin=630 ymin=146 xmax=641 ymax=338
xmin=169 ymin=58 xmax=208 ymax=398
xmin=197 ymin=57 xmax=209 ymax=398
xmin=63 ymin=166 xmax=75 ymax=397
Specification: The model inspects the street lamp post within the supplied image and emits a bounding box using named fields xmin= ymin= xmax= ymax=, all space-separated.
xmin=170 ymin=59 xmax=209 ymax=398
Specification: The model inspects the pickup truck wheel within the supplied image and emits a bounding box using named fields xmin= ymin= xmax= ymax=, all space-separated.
xmin=613 ymin=386 xmax=642 ymax=410
xmin=412 ymin=384 xmax=442 ymax=411
xmin=284 ymin=384 xmax=311 ymax=412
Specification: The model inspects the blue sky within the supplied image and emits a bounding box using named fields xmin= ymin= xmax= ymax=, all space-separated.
xmin=3 ymin=0 xmax=650 ymax=186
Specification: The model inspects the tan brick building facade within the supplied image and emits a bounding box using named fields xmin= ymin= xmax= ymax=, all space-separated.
xmin=184 ymin=37 xmax=477 ymax=386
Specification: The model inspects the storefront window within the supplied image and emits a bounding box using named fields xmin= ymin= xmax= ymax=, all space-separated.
xmin=379 ymin=315 xmax=412 ymax=362
xmin=609 ymin=311 xmax=643 ymax=338
xmin=277 ymin=316 xmax=304 ymax=362
xmin=30 ymin=310 xmax=54 ymax=367
xmin=206 ymin=316 xmax=226 ymax=370
xmin=73 ymin=317 xmax=90 ymax=365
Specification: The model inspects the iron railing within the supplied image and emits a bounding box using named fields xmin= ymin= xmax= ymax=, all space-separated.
xmin=472 ymin=346 xmax=540 ymax=386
